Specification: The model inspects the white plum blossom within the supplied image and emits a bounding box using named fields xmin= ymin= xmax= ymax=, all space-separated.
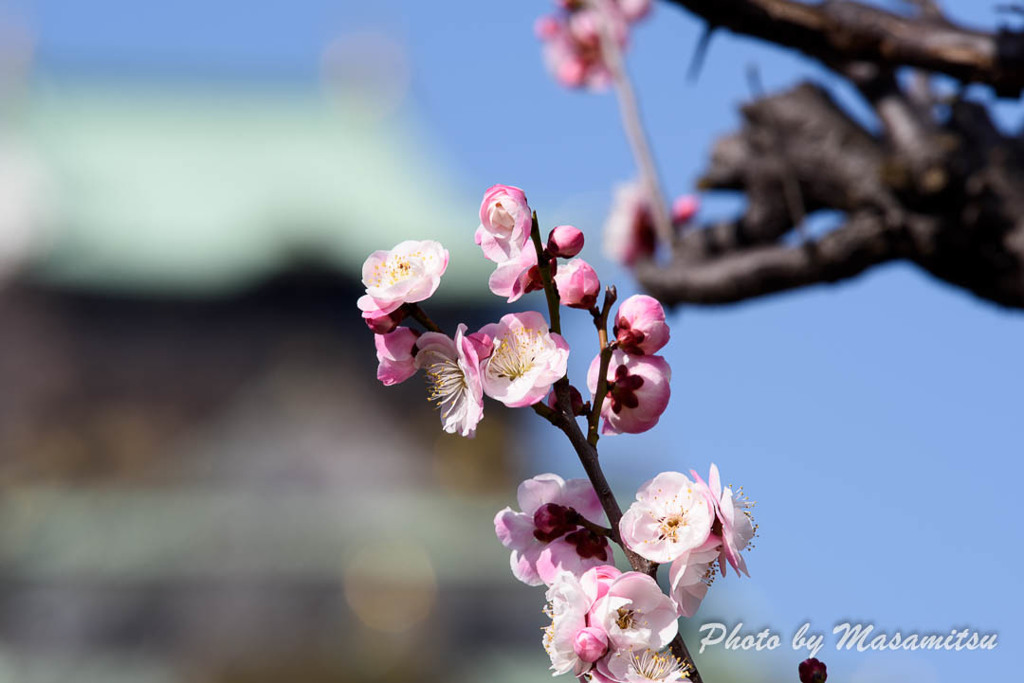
xmin=619 ymin=472 xmax=714 ymax=564
xmin=589 ymin=572 xmax=678 ymax=654
xmin=480 ymin=311 xmax=570 ymax=407
xmin=414 ymin=324 xmax=490 ymax=438
xmin=358 ymin=239 xmax=449 ymax=315
xmin=543 ymin=572 xmax=602 ymax=677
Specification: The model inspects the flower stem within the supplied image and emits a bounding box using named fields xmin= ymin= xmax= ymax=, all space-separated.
xmin=529 ymin=211 xmax=561 ymax=335
xmin=590 ymin=0 xmax=674 ymax=248
xmin=587 ymin=286 xmax=617 ymax=446
xmin=405 ymin=303 xmax=442 ymax=333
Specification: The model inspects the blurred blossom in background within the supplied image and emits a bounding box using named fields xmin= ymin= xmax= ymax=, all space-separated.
xmin=0 ymin=2 xmax=1019 ymax=683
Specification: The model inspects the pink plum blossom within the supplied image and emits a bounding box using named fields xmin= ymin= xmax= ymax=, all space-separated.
xmin=480 ymin=311 xmax=570 ymax=407
xmin=671 ymin=194 xmax=699 ymax=226
xmin=414 ymin=324 xmax=490 ymax=438
xmin=487 ymin=245 xmax=540 ymax=302
xmin=554 ymin=258 xmax=601 ymax=309
xmin=494 ymin=474 xmax=610 ymax=586
xmin=589 ymin=571 xmax=678 ymax=654
xmin=548 ymin=224 xmax=585 ymax=258
xmin=476 ymin=184 xmax=533 ymax=264
xmin=539 ymin=7 xmax=629 ymax=90
xmin=587 ymin=350 xmax=671 ymax=435
xmin=619 ymin=471 xmax=714 ymax=564
xmin=374 ymin=327 xmax=418 ymax=386
xmin=613 ymin=294 xmax=670 ymax=356
xmin=603 ymin=181 xmax=656 ymax=266
xmin=691 ymin=463 xmax=755 ymax=577
xmin=358 ymin=239 xmax=449 ymax=315
xmin=667 ymin=537 xmax=721 ymax=618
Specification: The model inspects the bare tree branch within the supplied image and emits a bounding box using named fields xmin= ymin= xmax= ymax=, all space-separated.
xmin=664 ymin=0 xmax=1024 ymax=97
xmin=638 ymin=213 xmax=907 ymax=304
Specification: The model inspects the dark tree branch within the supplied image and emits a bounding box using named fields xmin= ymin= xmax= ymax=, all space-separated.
xmin=638 ymin=213 xmax=907 ymax=304
xmin=663 ymin=0 xmax=1024 ymax=97
xmin=636 ymin=77 xmax=1024 ymax=308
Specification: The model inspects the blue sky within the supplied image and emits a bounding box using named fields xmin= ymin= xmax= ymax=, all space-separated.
xmin=12 ymin=1 xmax=1022 ymax=681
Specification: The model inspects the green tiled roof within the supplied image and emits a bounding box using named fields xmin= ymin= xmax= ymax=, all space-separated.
xmin=19 ymin=80 xmax=490 ymax=299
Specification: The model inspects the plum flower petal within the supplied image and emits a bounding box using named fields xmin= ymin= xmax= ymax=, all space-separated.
xmin=360 ymin=239 xmax=448 ymax=311
xmin=667 ymin=537 xmax=721 ymax=618
xmin=476 ymin=184 xmax=533 ymax=264
xmin=480 ymin=311 xmax=570 ymax=408
xmin=587 ymin=350 xmax=671 ymax=435
xmin=692 ymin=464 xmax=755 ymax=577
xmin=493 ymin=474 xmax=608 ymax=586
xmin=374 ymin=327 xmax=418 ymax=386
xmin=619 ymin=471 xmax=714 ymax=564
xmin=414 ymin=324 xmax=488 ymax=438
xmin=487 ymin=246 xmax=539 ymax=302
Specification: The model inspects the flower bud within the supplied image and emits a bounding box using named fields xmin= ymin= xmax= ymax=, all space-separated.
xmin=614 ymin=294 xmax=669 ymax=355
xmin=554 ymin=258 xmax=600 ymax=309
xmin=573 ymin=627 xmax=609 ymax=663
xmin=798 ymin=658 xmax=827 ymax=683
xmin=363 ymin=306 xmax=407 ymax=334
xmin=547 ymin=385 xmax=586 ymax=416
xmin=671 ymin=194 xmax=700 ymax=225
xmin=547 ymin=225 xmax=585 ymax=258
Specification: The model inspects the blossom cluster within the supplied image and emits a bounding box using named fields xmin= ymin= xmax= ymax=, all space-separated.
xmin=361 ymin=184 xmax=672 ymax=437
xmin=495 ymin=466 xmax=754 ymax=680
xmin=359 ymin=183 xmax=756 ymax=683
xmin=535 ymin=0 xmax=652 ymax=90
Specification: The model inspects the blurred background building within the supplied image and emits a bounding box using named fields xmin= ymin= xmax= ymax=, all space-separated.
xmin=0 ymin=11 xmax=559 ymax=683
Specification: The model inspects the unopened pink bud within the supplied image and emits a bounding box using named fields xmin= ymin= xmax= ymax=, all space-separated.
xmin=364 ymin=306 xmax=407 ymax=334
xmin=554 ymin=258 xmax=600 ymax=310
xmin=534 ymin=15 xmax=562 ymax=41
xmin=546 ymin=385 xmax=586 ymax=416
xmin=573 ymin=627 xmax=609 ymax=663
xmin=671 ymin=194 xmax=700 ymax=225
xmin=547 ymin=225 xmax=585 ymax=258
xmin=614 ymin=294 xmax=669 ymax=355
